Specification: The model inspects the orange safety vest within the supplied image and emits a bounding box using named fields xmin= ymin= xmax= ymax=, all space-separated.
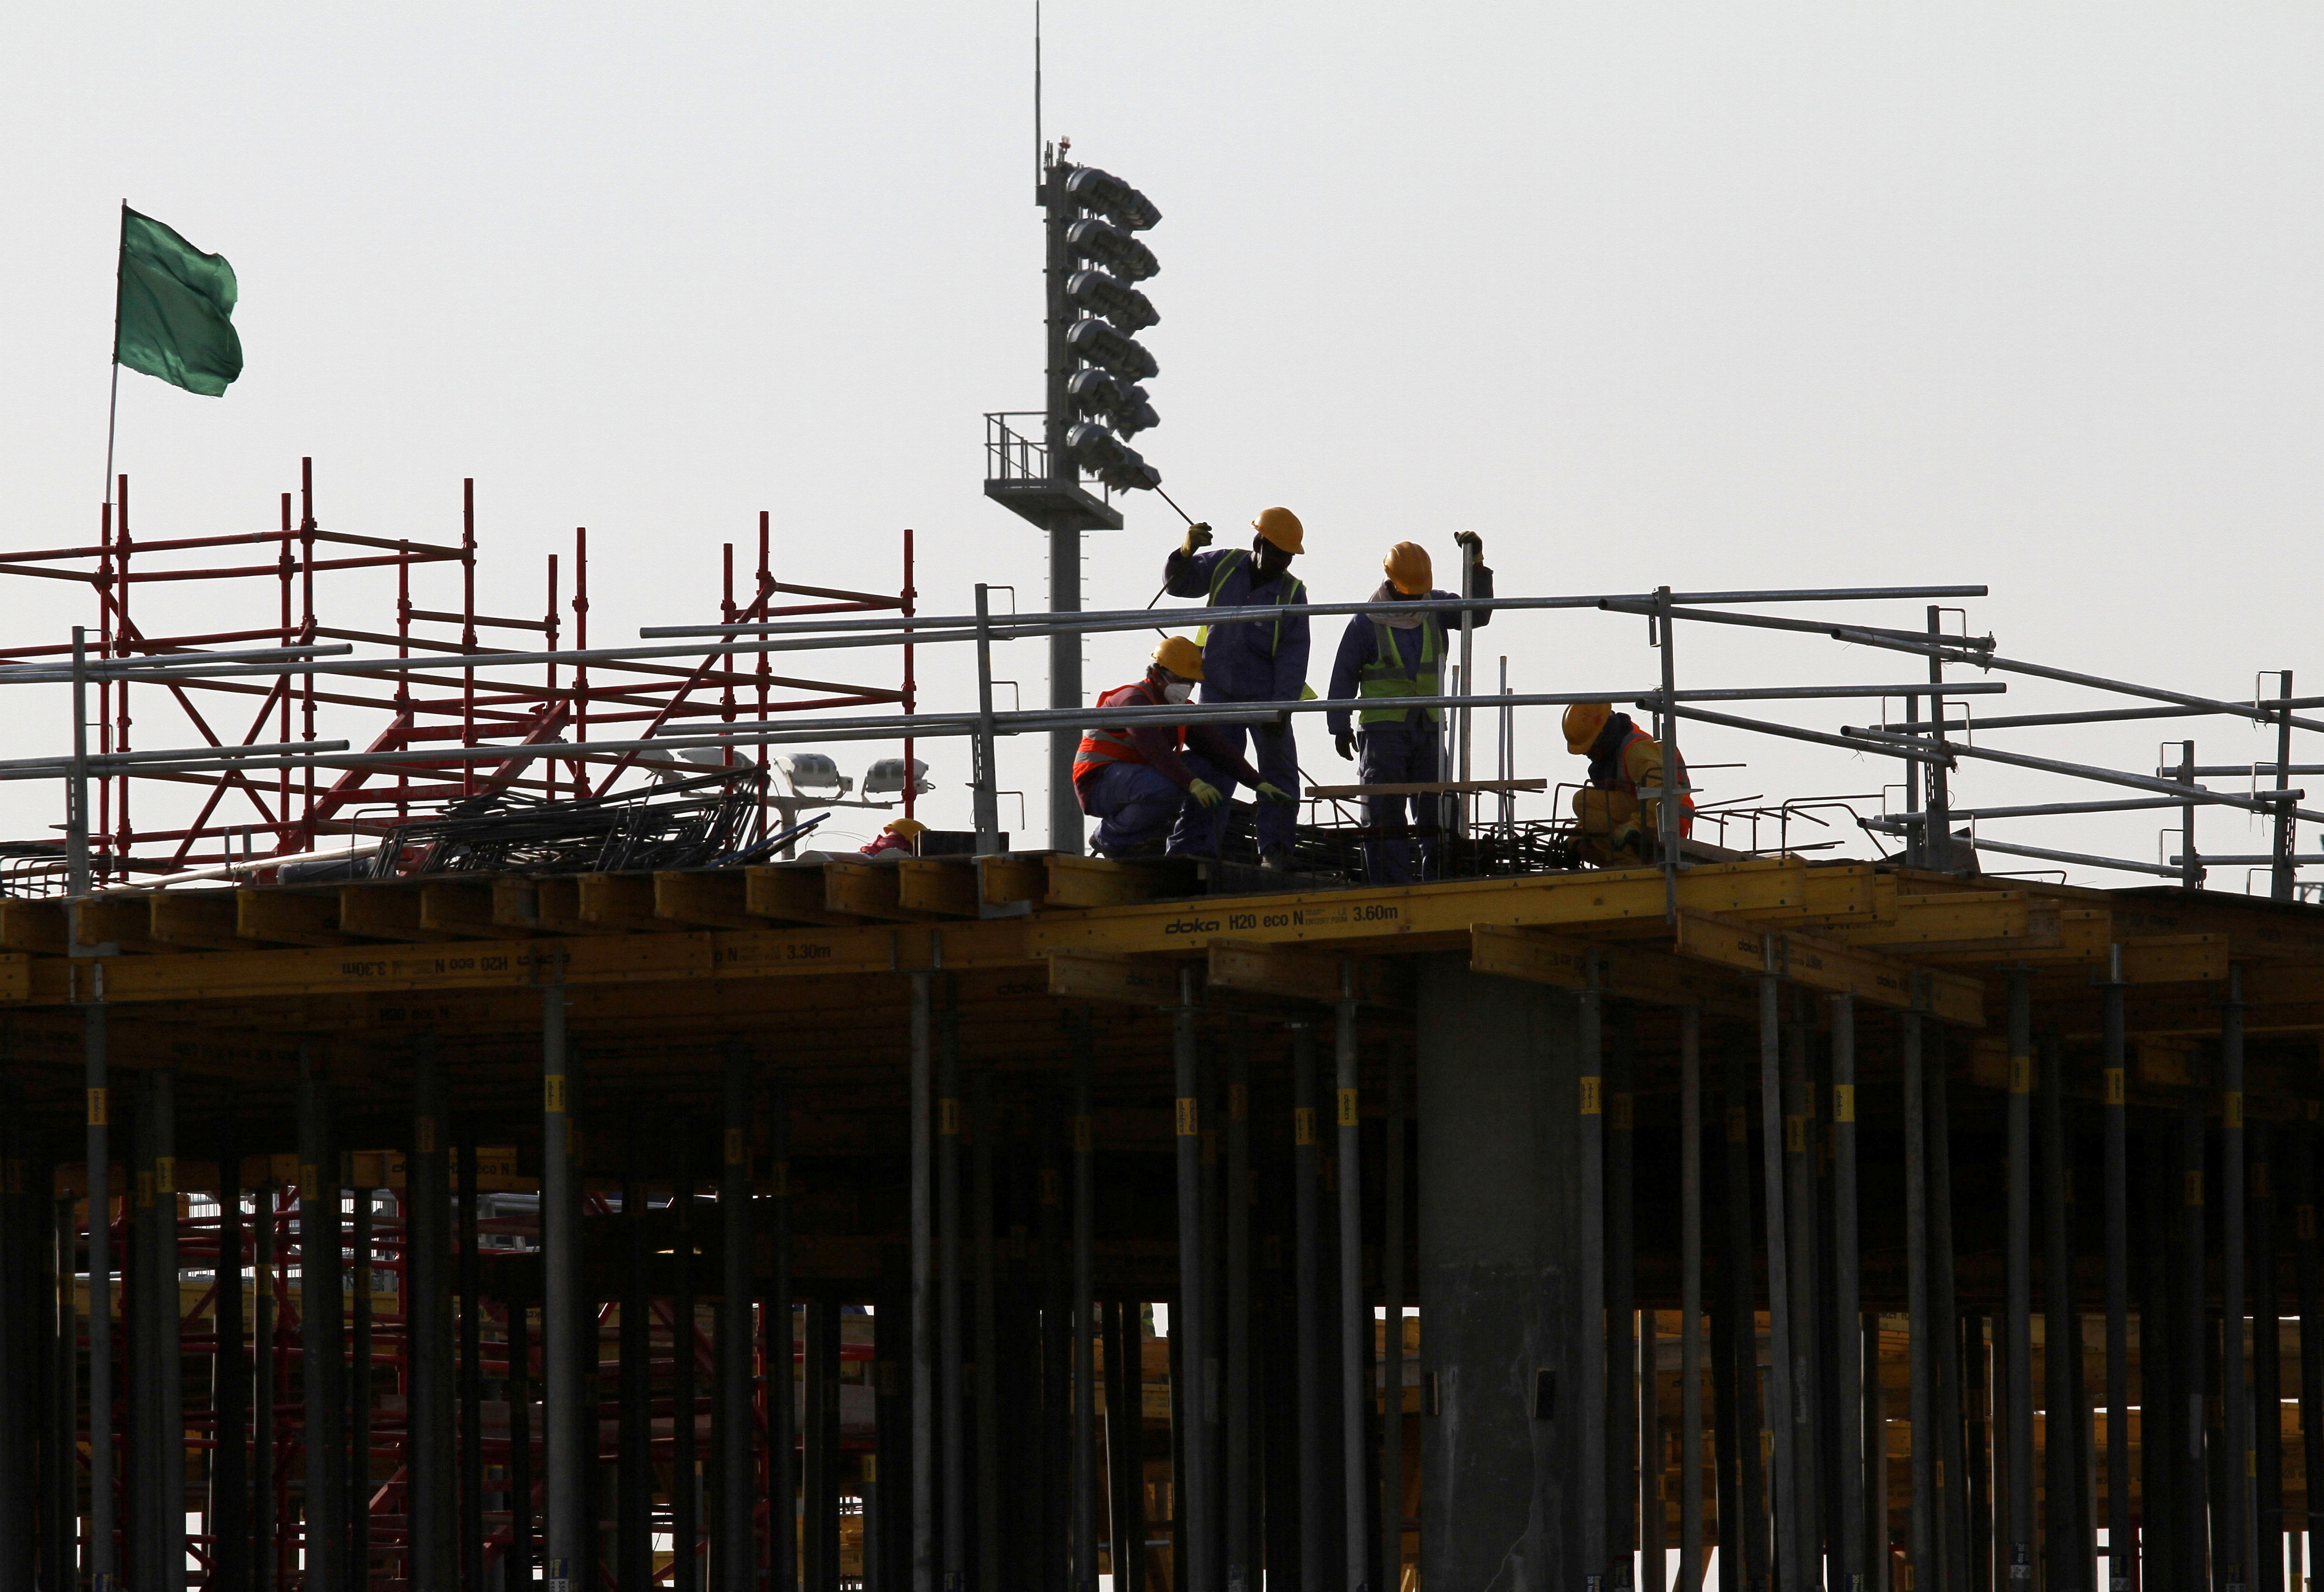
xmin=1073 ymin=679 xmax=1183 ymax=785
xmin=1609 ymin=725 xmax=1697 ymax=837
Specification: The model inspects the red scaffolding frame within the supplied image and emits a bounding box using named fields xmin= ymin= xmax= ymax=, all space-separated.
xmin=0 ymin=459 xmax=916 ymax=884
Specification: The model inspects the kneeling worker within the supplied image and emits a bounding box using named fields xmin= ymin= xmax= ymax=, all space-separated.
xmin=1074 ymin=636 xmax=1297 ymax=859
xmin=1324 ymin=534 xmax=1493 ymax=883
xmin=1563 ymin=702 xmax=1694 ymax=866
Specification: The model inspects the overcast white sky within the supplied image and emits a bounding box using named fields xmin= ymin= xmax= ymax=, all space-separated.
xmin=4 ymin=6 xmax=2322 ymax=878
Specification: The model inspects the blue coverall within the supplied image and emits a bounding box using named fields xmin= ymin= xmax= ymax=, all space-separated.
xmin=1160 ymin=546 xmax=1310 ymax=856
xmin=1324 ymin=571 xmax=1495 ymax=883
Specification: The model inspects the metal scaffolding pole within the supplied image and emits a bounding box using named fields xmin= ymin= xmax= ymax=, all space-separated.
xmin=1177 ymin=967 xmax=1217 ymax=1592
xmin=910 ymin=971 xmax=935 ymax=1592
xmin=1292 ymin=1021 xmax=1331 ymax=1592
xmin=720 ymin=1042 xmax=757 ymax=1592
xmin=1756 ymin=958 xmax=1803 ymax=1592
xmin=83 ymin=997 xmax=116 ymax=1592
xmin=1584 ymin=975 xmax=1612 ymax=1589
xmin=2038 ymin=1035 xmax=2084 ymax=1592
xmin=769 ymin=1072 xmax=798 ymax=1592
xmin=299 ymin=1048 xmax=346 ymax=1592
xmin=412 ymin=1042 xmax=454 ymax=1592
xmin=1074 ymin=1025 xmax=1100 ymax=1592
xmin=1336 ymin=970 xmax=1370 ymax=1592
xmin=937 ymin=1012 xmax=965 ymax=1592
xmin=1906 ymin=1014 xmax=1937 ymax=1592
xmin=459 ymin=1129 xmax=486 ymax=1592
xmin=1679 ymin=1009 xmax=1705 ymax=1592
xmin=2003 ymin=973 xmax=2035 ymax=1592
xmin=2222 ymin=966 xmax=2251 ymax=1592
xmin=541 ymin=966 xmax=579 ymax=1592
xmin=1380 ymin=1052 xmax=1406 ymax=1592
xmin=620 ymin=1129 xmax=653 ymax=1592
xmin=2097 ymin=958 xmax=2132 ymax=1592
xmin=1831 ymin=995 xmax=1864 ymax=1592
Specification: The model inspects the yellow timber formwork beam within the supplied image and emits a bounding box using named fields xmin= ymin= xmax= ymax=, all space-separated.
xmin=1673 ymin=910 xmax=1986 ymax=1027
xmin=1469 ymin=924 xmax=1756 ymax=1018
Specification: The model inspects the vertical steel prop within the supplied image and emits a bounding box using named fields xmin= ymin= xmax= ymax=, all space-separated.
xmin=910 ymin=970 xmax=935 ymax=1592
xmin=1380 ymin=1050 xmax=1407 ymax=1592
xmin=1679 ymin=1008 xmax=1705 ymax=1592
xmin=1755 ymin=947 xmax=1802 ymax=1592
xmin=937 ymin=1007 xmax=965 ymax=1590
xmin=1177 ymin=965 xmax=1217 ymax=1592
xmin=1831 ymin=994 xmax=1864 ymax=1592
xmin=1292 ymin=1021 xmax=1331 ymax=1591
xmin=2222 ymin=965 xmax=2251 ymax=1592
xmin=2100 ymin=950 xmax=2132 ymax=1592
xmin=1073 ymin=1021 xmax=1100 ymax=1592
xmin=2003 ymin=972 xmax=2035 ymax=1592
xmin=720 ymin=1042 xmax=757 ymax=1591
xmin=541 ymin=963 xmax=578 ymax=1592
xmin=299 ymin=1047 xmax=347 ymax=1592
xmin=1336 ymin=963 xmax=1369 ymax=1592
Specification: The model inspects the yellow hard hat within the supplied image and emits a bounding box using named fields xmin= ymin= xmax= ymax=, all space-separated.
xmin=1564 ymin=701 xmax=1613 ymax=756
xmin=1251 ymin=506 xmax=1304 ymax=555
xmin=883 ymin=817 xmax=928 ymax=838
xmin=1383 ymin=542 xmax=1432 ymax=596
xmin=1151 ymin=635 xmax=1205 ymax=681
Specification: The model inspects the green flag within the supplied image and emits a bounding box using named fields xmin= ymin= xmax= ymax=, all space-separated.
xmin=114 ymin=208 xmax=243 ymax=397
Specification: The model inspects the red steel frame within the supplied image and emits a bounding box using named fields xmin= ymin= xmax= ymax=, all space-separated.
xmin=0 ymin=460 xmax=916 ymax=884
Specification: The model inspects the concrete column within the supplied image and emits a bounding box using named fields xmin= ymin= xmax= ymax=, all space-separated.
xmin=1416 ymin=955 xmax=1592 ymax=1590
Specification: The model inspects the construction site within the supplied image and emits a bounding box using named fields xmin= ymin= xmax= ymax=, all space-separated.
xmin=9 ymin=121 xmax=2324 ymax=1592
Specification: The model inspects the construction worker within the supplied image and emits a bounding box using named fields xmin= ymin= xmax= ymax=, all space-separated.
xmin=1161 ymin=507 xmax=1309 ymax=867
xmin=1324 ymin=534 xmax=1493 ymax=883
xmin=858 ymin=817 xmax=926 ymax=858
xmin=1073 ymin=636 xmax=1297 ymax=859
xmin=1564 ymin=702 xmax=1694 ymax=866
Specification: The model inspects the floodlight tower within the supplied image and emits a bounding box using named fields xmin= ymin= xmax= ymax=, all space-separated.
xmin=985 ymin=142 xmax=1166 ymax=854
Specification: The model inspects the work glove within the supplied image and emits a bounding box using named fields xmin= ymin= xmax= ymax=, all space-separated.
xmin=1181 ymin=521 xmax=1214 ymax=554
xmin=1335 ymin=732 xmax=1355 ymax=762
xmin=1254 ymin=782 xmax=1297 ymax=806
xmin=1187 ymin=778 xmax=1224 ymax=809
xmin=1453 ymin=529 xmax=1484 ymax=560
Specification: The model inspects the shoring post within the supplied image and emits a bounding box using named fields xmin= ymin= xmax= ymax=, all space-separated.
xmin=541 ymin=960 xmax=578 ymax=1592
xmin=1779 ymin=1004 xmax=1822 ymax=1585
xmin=1335 ymin=964 xmax=1369 ymax=1592
xmin=2222 ymin=965 xmax=2250 ymax=1592
xmin=2037 ymin=1034 xmax=2083 ymax=1592
xmin=1611 ymin=1011 xmax=1640 ymax=1592
xmin=509 ymin=1292 xmax=536 ymax=1592
xmin=253 ymin=1179 xmax=277 ymax=1592
xmin=1583 ymin=961 xmax=1612 ymax=1592
xmin=2003 ymin=971 xmax=2035 ymax=1592
xmin=1678 ymin=1009 xmax=1705 ymax=1592
xmin=1719 ymin=1050 xmax=1769 ymax=1592
xmin=349 ymin=1168 xmax=373 ymax=1591
xmin=2178 ymin=1107 xmax=2208 ymax=1588
xmin=2296 ymin=1123 xmax=2324 ymax=1592
xmin=1104 ymin=1299 xmax=1147 ymax=1592
xmin=299 ymin=1046 xmax=347 ymax=1592
xmin=720 ymin=1042 xmax=757 ymax=1592
xmin=412 ymin=1039 xmax=455 ymax=1592
xmin=1291 ymin=1021 xmax=1331 ymax=1591
xmin=213 ymin=1107 xmax=248 ymax=1592
xmin=1905 ymin=1010 xmax=1937 ymax=1592
xmin=1755 ymin=945 xmax=1803 ymax=1592
xmin=1075 ymin=1021 xmax=1101 ymax=1592
xmin=1177 ymin=967 xmax=1217 ymax=1592
xmin=1378 ymin=1049 xmax=1406 ymax=1592
xmin=152 ymin=1067 xmax=188 ymax=1592
xmin=458 ymin=1129 xmax=485 ymax=1592
xmin=83 ymin=992 xmax=116 ymax=1592
xmin=769 ymin=1073 xmax=798 ymax=1592
xmin=619 ymin=1129 xmax=653 ymax=1592
xmin=2253 ymin=1118 xmax=2282 ymax=1592
xmin=1657 ymin=582 xmax=1683 ymax=918
xmin=910 ymin=971 xmax=936 ymax=1592
xmin=1927 ymin=1031 xmax=1973 ymax=1592
xmin=968 ymin=1069 xmax=999 ymax=1592
xmin=675 ymin=1119 xmax=701 ymax=1592
xmin=936 ymin=1010 xmax=965 ymax=1591
xmin=2100 ymin=951 xmax=2133 ymax=1592
xmin=1831 ymin=994 xmax=1865 ymax=1592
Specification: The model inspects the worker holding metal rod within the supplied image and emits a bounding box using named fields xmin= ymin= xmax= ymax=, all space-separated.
xmin=1324 ymin=533 xmax=1493 ymax=883
xmin=1072 ymin=637 xmax=1296 ymax=858
xmin=1160 ymin=507 xmax=1311 ymax=867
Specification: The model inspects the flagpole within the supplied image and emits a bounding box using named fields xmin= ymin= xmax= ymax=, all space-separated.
xmin=103 ymin=200 xmax=124 ymax=507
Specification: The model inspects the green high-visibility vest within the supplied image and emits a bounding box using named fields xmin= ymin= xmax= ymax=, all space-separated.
xmin=1194 ymin=549 xmax=1304 ymax=653
xmin=1356 ymin=615 xmax=1441 ymax=726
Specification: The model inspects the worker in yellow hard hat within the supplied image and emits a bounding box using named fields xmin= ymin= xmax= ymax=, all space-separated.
xmin=1323 ymin=533 xmax=1493 ymax=882
xmin=1162 ymin=507 xmax=1309 ymax=867
xmin=1564 ymin=701 xmax=1695 ymax=866
xmin=1071 ymin=636 xmax=1296 ymax=858
xmin=857 ymin=816 xmax=928 ymax=859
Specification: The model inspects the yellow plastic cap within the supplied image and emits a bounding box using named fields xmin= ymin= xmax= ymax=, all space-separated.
xmin=1151 ymin=635 xmax=1206 ymax=681
xmin=884 ymin=818 xmax=929 ymax=838
xmin=1564 ymin=701 xmax=1613 ymax=756
xmin=1383 ymin=542 xmax=1433 ymax=596
xmin=1251 ymin=506 xmax=1304 ymax=555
